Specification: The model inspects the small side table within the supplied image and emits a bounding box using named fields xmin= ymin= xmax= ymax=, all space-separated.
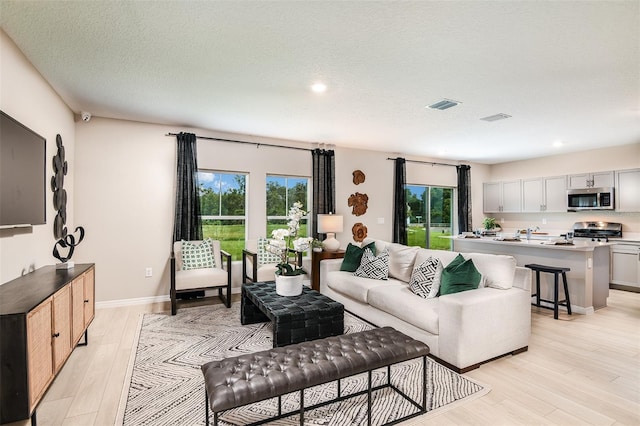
xmin=311 ymin=249 xmax=345 ymax=291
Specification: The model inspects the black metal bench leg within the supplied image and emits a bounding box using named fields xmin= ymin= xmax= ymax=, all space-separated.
xmin=562 ymin=271 xmax=572 ymax=315
xmin=205 ymin=389 xmax=209 ymax=426
xmin=553 ymin=272 xmax=560 ymax=319
xmin=300 ymin=389 xmax=304 ymax=426
xmin=367 ymin=370 xmax=372 ymax=426
xmin=422 ymin=355 xmax=427 ymax=411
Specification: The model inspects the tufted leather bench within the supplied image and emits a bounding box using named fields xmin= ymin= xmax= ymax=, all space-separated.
xmin=201 ymin=326 xmax=430 ymax=425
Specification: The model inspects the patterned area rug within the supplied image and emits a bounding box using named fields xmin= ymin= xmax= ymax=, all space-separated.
xmin=117 ymin=303 xmax=489 ymax=425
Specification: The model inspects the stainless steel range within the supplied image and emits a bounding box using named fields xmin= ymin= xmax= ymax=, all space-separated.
xmin=572 ymin=221 xmax=622 ymax=242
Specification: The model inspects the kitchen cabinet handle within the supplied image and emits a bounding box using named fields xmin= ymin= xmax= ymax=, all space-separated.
xmin=52 ymin=332 xmax=60 ymax=338
xmin=84 ymin=299 xmax=89 ymax=303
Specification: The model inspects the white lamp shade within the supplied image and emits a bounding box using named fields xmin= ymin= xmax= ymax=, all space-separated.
xmin=317 ymin=214 xmax=343 ymax=233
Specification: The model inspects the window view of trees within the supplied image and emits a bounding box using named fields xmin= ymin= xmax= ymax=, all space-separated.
xmin=405 ymin=185 xmax=453 ymax=250
xmin=198 ymin=171 xmax=247 ymax=258
xmin=266 ymin=175 xmax=309 ymax=238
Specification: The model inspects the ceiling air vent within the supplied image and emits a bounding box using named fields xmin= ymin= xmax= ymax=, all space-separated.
xmin=480 ymin=113 xmax=512 ymax=122
xmin=427 ymin=99 xmax=461 ymax=110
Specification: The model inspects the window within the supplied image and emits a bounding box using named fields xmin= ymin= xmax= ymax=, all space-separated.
xmin=198 ymin=171 xmax=247 ymax=259
xmin=405 ymin=185 xmax=453 ymax=250
xmin=266 ymin=175 xmax=310 ymax=238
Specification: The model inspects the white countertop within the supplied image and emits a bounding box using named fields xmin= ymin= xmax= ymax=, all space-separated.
xmin=449 ymin=235 xmax=613 ymax=252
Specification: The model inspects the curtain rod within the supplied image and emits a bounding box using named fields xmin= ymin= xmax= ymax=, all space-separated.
xmin=386 ymin=157 xmax=462 ymax=168
xmin=166 ymin=132 xmax=313 ymax=152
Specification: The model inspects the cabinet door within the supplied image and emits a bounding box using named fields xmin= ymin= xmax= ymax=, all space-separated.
xmin=501 ymin=180 xmax=522 ymax=212
xmin=611 ymin=245 xmax=640 ymax=287
xmin=71 ymin=276 xmax=85 ymax=344
xmin=52 ymin=286 xmax=71 ymax=373
xmin=567 ymin=173 xmax=590 ymax=189
xmin=83 ymin=268 xmax=95 ymax=328
xmin=591 ymin=171 xmax=614 ymax=188
xmin=522 ymin=178 xmax=543 ymax=212
xmin=616 ymin=169 xmax=640 ymax=212
xmin=544 ymin=176 xmax=567 ymax=212
xmin=483 ymin=182 xmax=501 ymax=213
xmin=26 ymin=300 xmax=53 ymax=411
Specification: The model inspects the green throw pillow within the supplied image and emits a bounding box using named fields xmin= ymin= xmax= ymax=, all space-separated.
xmin=340 ymin=242 xmax=376 ymax=272
xmin=439 ymin=254 xmax=481 ymax=295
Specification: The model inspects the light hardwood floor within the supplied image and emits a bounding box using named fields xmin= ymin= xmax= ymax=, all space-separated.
xmin=7 ymin=290 xmax=639 ymax=426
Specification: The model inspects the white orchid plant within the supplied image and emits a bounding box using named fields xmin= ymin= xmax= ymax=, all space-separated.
xmin=268 ymin=201 xmax=313 ymax=276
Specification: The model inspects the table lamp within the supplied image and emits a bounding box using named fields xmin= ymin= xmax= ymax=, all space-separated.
xmin=317 ymin=213 xmax=343 ymax=252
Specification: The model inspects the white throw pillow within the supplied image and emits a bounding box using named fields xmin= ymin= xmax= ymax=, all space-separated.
xmin=354 ymin=248 xmax=390 ymax=280
xmin=388 ymin=243 xmax=420 ymax=282
xmin=409 ymin=256 xmax=441 ymax=298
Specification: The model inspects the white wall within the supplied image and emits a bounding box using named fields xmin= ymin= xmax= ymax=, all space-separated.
xmin=0 ymin=30 xmax=76 ymax=283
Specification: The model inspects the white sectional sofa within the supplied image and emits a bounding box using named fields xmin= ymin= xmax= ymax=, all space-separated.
xmin=319 ymin=238 xmax=532 ymax=372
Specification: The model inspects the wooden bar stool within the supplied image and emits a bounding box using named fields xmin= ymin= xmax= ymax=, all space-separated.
xmin=525 ymin=264 xmax=572 ymax=320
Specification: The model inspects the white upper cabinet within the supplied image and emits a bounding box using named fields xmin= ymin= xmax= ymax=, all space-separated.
xmin=615 ymin=168 xmax=640 ymax=212
xmin=544 ymin=175 xmax=568 ymax=212
xmin=522 ymin=176 xmax=566 ymax=212
xmin=483 ymin=180 xmax=521 ymax=213
xmin=567 ymin=171 xmax=614 ymax=189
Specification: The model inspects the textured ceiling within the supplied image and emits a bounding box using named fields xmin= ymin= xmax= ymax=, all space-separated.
xmin=1 ymin=1 xmax=639 ymax=164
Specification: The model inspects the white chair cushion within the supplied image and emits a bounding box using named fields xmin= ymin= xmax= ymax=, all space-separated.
xmin=368 ymin=285 xmax=440 ymax=335
xmin=175 ymin=267 xmax=229 ymax=291
xmin=256 ymin=264 xmax=278 ymax=282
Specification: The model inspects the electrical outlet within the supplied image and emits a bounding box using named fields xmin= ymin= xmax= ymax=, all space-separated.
xmin=500 ymin=218 xmax=505 ymax=224
xmin=542 ymin=218 xmax=547 ymax=225
xmin=145 ymin=267 xmax=152 ymax=277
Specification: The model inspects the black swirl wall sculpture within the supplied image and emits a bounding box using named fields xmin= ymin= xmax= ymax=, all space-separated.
xmin=51 ymin=134 xmax=85 ymax=263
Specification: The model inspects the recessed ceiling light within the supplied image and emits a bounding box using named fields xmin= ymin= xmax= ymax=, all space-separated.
xmin=311 ymin=82 xmax=327 ymax=93
xmin=480 ymin=113 xmax=512 ymax=122
xmin=427 ymin=99 xmax=461 ymax=110
xmin=553 ymin=140 xmax=563 ymax=148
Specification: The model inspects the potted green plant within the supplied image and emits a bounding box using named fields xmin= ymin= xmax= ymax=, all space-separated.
xmin=482 ymin=217 xmax=501 ymax=231
xmin=311 ymin=239 xmax=323 ymax=252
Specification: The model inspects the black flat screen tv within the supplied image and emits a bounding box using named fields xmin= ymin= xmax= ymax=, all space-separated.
xmin=0 ymin=111 xmax=46 ymax=227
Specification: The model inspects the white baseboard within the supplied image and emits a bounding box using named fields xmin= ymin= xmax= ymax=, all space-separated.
xmin=96 ymin=287 xmax=242 ymax=309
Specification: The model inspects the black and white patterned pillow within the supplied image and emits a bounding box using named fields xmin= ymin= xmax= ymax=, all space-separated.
xmin=409 ymin=256 xmax=441 ymax=298
xmin=353 ymin=248 xmax=390 ymax=280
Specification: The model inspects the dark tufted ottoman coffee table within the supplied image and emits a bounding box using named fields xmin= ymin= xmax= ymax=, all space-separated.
xmin=241 ymin=281 xmax=344 ymax=347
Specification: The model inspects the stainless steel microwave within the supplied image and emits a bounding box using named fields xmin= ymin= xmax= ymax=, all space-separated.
xmin=567 ymin=187 xmax=614 ymax=211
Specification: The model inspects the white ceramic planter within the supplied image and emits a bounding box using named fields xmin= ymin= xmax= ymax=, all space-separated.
xmin=275 ymin=274 xmax=303 ymax=296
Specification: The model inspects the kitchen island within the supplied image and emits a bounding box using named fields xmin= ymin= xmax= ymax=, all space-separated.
xmin=452 ymin=237 xmax=611 ymax=314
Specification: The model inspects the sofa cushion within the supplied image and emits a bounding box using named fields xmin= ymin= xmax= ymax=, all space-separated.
xmin=387 ymin=243 xmax=420 ymax=282
xmin=362 ymin=238 xmax=389 ymax=256
xmin=439 ymin=254 xmax=481 ymax=295
xmin=463 ymin=253 xmax=516 ymax=290
xmin=340 ymin=242 xmax=376 ymax=272
xmin=327 ymin=270 xmax=403 ymax=303
xmin=368 ymin=285 xmax=440 ymax=335
xmin=354 ymin=248 xmax=390 ymax=280
xmin=409 ymin=256 xmax=441 ymax=298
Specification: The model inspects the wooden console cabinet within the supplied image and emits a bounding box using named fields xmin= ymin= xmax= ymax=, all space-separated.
xmin=0 ymin=264 xmax=95 ymax=424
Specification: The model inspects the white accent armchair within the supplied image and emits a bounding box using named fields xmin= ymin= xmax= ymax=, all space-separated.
xmin=242 ymin=238 xmax=303 ymax=284
xmin=170 ymin=240 xmax=231 ymax=315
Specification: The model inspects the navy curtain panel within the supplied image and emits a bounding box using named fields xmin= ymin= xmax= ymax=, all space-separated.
xmin=392 ymin=158 xmax=407 ymax=245
xmin=173 ymin=132 xmax=203 ymax=243
xmin=312 ymin=149 xmax=335 ymax=239
xmin=457 ymin=164 xmax=472 ymax=233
